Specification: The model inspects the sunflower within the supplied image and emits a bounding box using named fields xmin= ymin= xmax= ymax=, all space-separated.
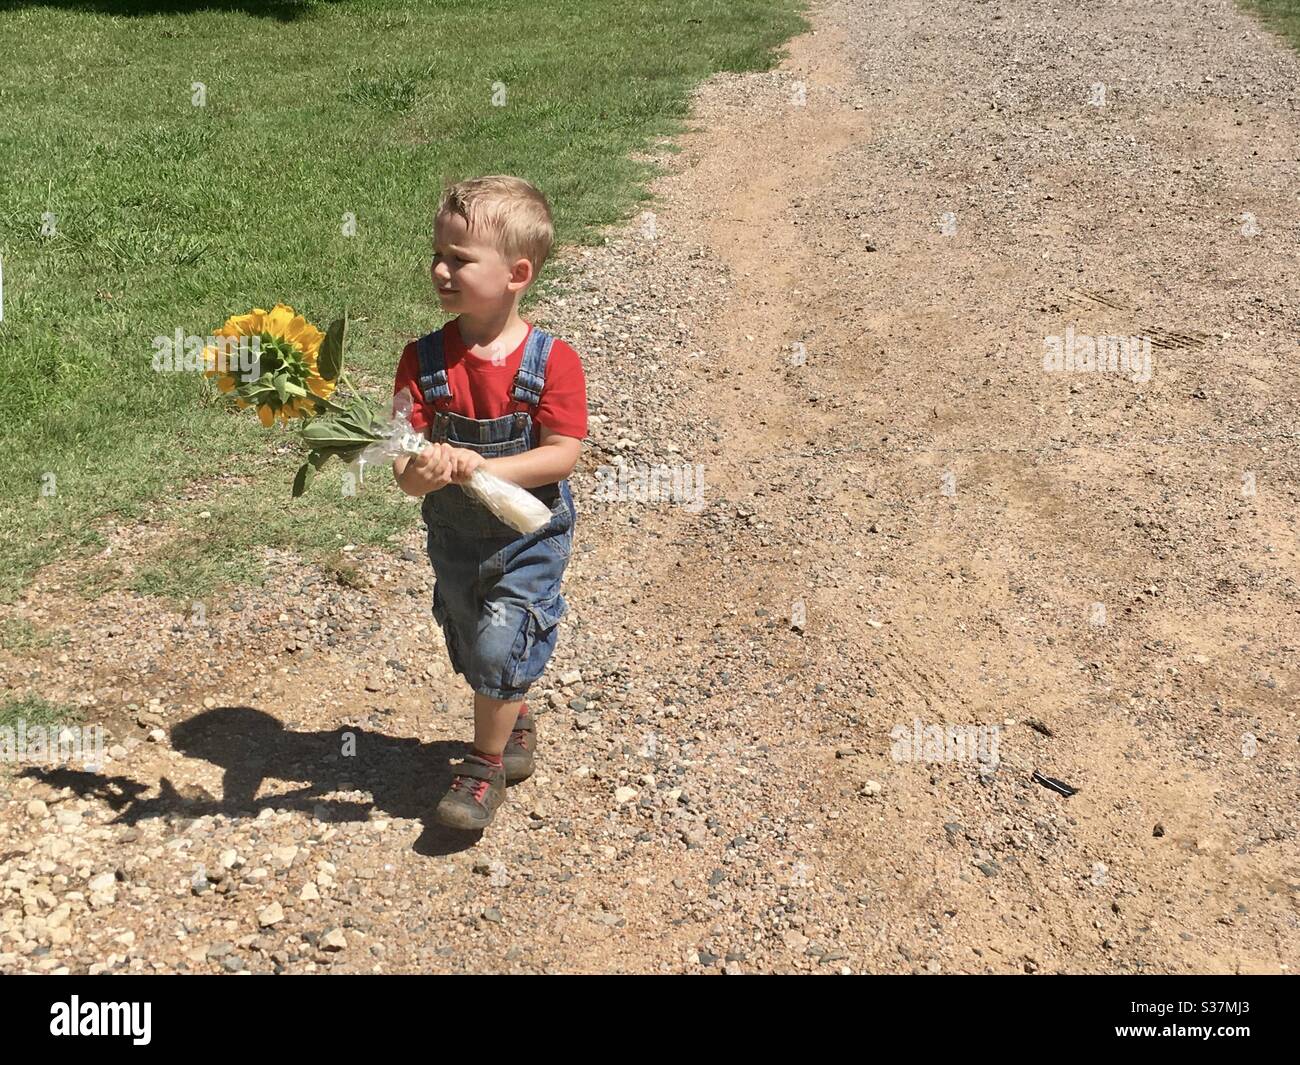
xmin=203 ymin=304 xmax=337 ymax=426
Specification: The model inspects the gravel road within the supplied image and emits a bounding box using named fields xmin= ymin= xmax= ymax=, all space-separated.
xmin=1 ymin=0 xmax=1296 ymax=973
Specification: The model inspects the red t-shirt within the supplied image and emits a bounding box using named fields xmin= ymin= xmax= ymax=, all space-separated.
xmin=392 ymin=318 xmax=588 ymax=439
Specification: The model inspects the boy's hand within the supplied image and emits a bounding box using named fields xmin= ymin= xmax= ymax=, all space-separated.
xmin=448 ymin=447 xmax=485 ymax=484
xmin=397 ymin=443 xmax=454 ymax=495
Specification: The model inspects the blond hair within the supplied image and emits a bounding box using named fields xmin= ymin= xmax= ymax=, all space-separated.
xmin=435 ymin=175 xmax=554 ymax=282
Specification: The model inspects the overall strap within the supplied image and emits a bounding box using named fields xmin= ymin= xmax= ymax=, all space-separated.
xmin=510 ymin=326 xmax=555 ymax=409
xmin=415 ymin=328 xmax=452 ymax=403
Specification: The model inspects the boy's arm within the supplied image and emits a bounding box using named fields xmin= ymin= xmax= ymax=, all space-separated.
xmin=473 ymin=425 xmax=581 ymax=489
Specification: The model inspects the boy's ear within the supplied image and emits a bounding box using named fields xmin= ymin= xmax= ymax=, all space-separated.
xmin=512 ymin=256 xmax=534 ymax=287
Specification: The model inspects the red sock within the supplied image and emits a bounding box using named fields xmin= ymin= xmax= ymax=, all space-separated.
xmin=470 ymin=747 xmax=503 ymax=767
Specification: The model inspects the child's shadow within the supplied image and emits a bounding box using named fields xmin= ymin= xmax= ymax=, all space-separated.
xmin=23 ymin=706 xmax=497 ymax=855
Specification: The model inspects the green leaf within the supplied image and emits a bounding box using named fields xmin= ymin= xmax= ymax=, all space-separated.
xmin=319 ymin=312 xmax=348 ymax=382
xmin=237 ymin=384 xmax=274 ymax=405
xmin=291 ymin=461 xmax=315 ymax=497
xmin=344 ymin=395 xmax=370 ymax=423
xmin=272 ymin=373 xmax=289 ymax=404
xmin=300 ymin=410 xmax=379 ymax=446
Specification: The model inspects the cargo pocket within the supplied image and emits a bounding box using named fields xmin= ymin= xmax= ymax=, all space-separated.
xmin=431 ymin=583 xmax=466 ymax=678
xmin=507 ymin=591 xmax=568 ymax=691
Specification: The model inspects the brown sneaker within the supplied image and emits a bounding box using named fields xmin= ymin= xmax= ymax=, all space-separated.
xmin=502 ymin=707 xmax=537 ymax=782
xmin=435 ymin=753 xmax=508 ymax=830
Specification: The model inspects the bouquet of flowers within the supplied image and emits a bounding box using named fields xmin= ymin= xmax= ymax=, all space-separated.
xmin=202 ymin=304 xmax=553 ymax=534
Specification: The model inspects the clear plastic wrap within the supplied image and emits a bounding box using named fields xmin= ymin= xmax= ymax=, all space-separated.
xmin=350 ymin=391 xmax=429 ymax=481
xmin=462 ymin=467 xmax=553 ymax=535
xmin=355 ymin=392 xmax=553 ymax=535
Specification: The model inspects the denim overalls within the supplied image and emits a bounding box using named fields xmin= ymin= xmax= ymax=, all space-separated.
xmin=416 ymin=322 xmax=576 ymax=701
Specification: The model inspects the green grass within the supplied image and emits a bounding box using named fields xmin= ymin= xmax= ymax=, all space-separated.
xmin=0 ymin=616 xmax=54 ymax=651
xmin=1242 ymin=0 xmax=1300 ymax=45
xmin=0 ymin=0 xmax=809 ymax=604
xmin=0 ymin=693 xmax=81 ymax=731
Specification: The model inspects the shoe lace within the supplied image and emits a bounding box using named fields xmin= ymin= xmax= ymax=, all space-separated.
xmin=450 ymin=762 xmax=492 ymax=804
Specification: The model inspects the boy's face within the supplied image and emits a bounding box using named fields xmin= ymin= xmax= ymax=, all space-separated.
xmin=431 ymin=210 xmax=532 ymax=314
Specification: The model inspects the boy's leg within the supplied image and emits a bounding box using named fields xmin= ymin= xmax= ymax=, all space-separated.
xmin=472 ymin=692 xmax=524 ymax=757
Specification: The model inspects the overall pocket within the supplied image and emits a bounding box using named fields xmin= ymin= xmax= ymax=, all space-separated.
xmin=507 ymin=591 xmax=568 ymax=691
xmin=539 ymin=490 xmax=575 ymax=559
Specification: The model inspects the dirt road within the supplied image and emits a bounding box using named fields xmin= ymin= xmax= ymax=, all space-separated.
xmin=1 ymin=0 xmax=1296 ymax=973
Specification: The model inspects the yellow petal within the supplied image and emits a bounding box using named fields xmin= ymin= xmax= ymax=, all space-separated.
xmin=217 ymin=376 xmax=236 ymax=394
xmin=301 ymin=322 xmax=325 ymax=348
xmin=263 ymin=304 xmax=296 ymax=337
xmin=258 ymin=404 xmax=275 ymax=428
xmin=219 ymin=311 xmax=261 ymax=337
xmin=286 ymin=319 xmax=324 ymax=357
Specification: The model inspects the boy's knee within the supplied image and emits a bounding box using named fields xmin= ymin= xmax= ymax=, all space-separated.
xmin=472 ymin=594 xmax=565 ymax=695
xmin=471 ymin=602 xmax=529 ymax=691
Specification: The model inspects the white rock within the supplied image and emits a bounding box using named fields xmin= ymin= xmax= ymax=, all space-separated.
xmin=87 ymin=873 xmax=116 ymax=893
xmin=559 ymin=669 xmax=583 ymax=686
xmin=258 ymin=902 xmax=285 ymax=927
xmin=321 ymin=928 xmax=347 ymax=951
xmin=26 ymin=800 xmax=48 ymax=819
xmin=300 ymin=882 xmax=320 ymax=902
xmin=614 ymin=786 xmax=639 ymax=804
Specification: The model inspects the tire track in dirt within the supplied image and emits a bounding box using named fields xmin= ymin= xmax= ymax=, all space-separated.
xmin=580 ymin=0 xmax=1298 ymax=972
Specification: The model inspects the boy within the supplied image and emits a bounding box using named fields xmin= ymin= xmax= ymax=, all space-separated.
xmin=392 ymin=175 xmax=587 ymax=831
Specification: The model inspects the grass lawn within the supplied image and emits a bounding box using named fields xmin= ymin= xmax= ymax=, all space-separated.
xmin=0 ymin=0 xmax=808 ymax=608
xmin=1242 ymin=0 xmax=1300 ymax=45
xmin=0 ymin=693 xmax=81 ymax=732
